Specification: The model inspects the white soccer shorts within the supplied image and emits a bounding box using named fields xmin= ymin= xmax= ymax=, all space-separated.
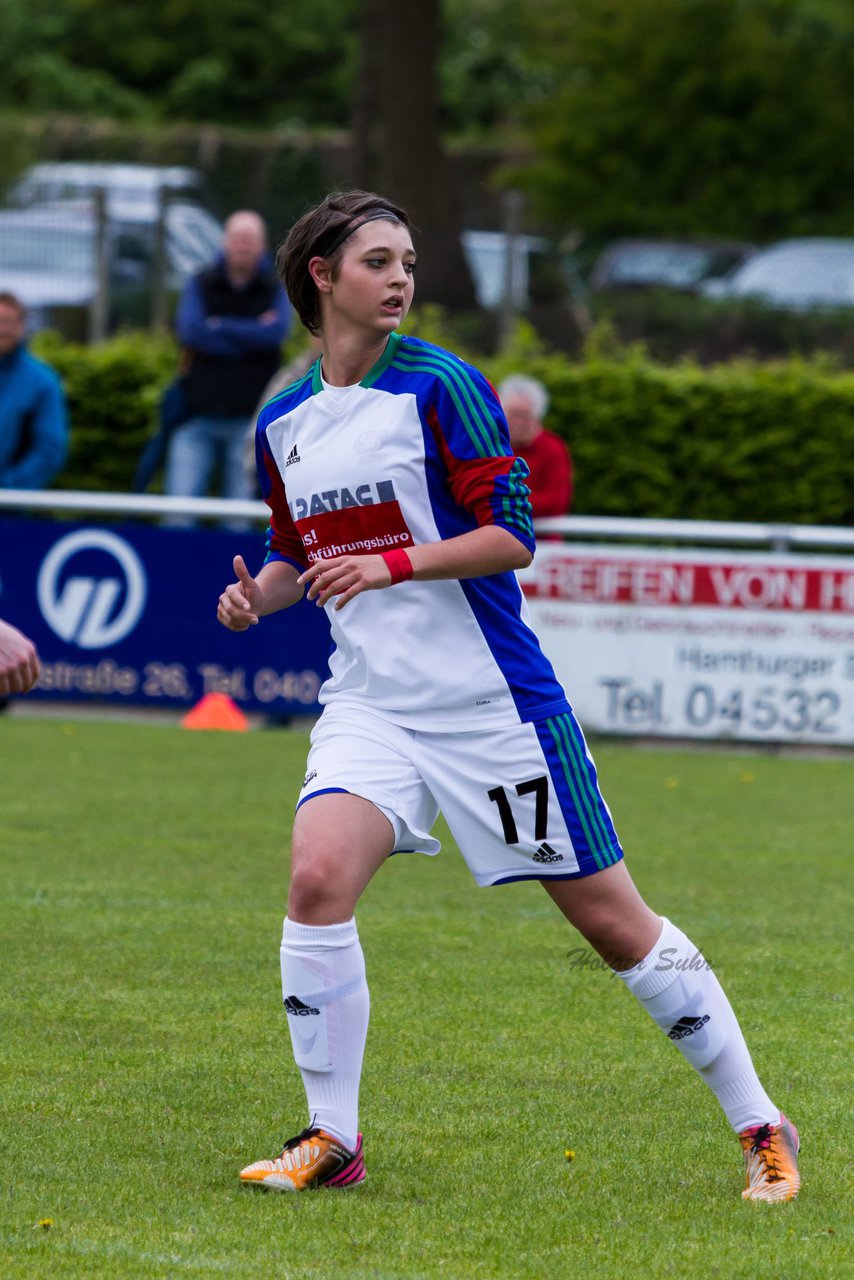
xmin=297 ymin=704 xmax=623 ymax=886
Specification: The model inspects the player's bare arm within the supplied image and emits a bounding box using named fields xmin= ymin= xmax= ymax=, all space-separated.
xmin=217 ymin=555 xmax=304 ymax=631
xmin=407 ymin=524 xmax=532 ymax=578
xmin=299 ymin=526 xmax=531 ymax=611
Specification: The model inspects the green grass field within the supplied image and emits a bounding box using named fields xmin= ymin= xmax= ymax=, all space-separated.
xmin=1 ymin=718 xmax=851 ymax=1279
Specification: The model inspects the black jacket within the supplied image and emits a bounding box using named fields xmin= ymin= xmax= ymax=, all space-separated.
xmin=178 ymin=255 xmax=289 ymax=418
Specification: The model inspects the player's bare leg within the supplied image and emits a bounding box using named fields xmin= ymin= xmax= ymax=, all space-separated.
xmin=288 ymin=791 xmax=395 ymax=925
xmin=542 ymin=864 xmax=799 ymax=1201
xmin=240 ymin=793 xmax=393 ymax=1190
xmin=541 ymin=860 xmax=659 ymax=969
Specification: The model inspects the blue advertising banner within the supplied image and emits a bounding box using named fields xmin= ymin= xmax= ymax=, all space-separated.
xmin=0 ymin=517 xmax=330 ymax=712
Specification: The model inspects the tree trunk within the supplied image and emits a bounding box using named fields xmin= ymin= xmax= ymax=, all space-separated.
xmin=351 ymin=0 xmax=478 ymax=309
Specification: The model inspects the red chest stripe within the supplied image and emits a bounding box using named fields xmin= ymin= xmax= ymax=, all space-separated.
xmin=297 ymin=500 xmax=415 ymax=563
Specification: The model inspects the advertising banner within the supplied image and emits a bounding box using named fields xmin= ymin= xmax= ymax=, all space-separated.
xmin=0 ymin=518 xmax=330 ymax=713
xmin=520 ymin=544 xmax=854 ymax=744
xmin=5 ymin=516 xmax=854 ymax=743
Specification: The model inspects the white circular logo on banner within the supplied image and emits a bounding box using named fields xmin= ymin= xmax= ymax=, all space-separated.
xmin=37 ymin=529 xmax=147 ymax=649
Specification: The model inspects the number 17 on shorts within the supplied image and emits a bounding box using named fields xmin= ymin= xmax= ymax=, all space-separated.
xmin=416 ymin=712 xmax=625 ymax=887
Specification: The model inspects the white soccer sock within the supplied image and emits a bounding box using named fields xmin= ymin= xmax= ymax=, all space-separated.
xmin=616 ymin=917 xmax=780 ymax=1132
xmin=280 ymin=916 xmax=369 ymax=1151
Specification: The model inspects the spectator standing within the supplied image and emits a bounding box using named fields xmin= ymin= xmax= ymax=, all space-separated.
xmin=165 ymin=211 xmax=290 ymax=512
xmin=499 ymin=374 xmax=573 ymax=518
xmin=0 ymin=292 xmax=69 ymax=490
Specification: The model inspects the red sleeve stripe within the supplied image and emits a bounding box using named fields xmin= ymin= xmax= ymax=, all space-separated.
xmin=427 ymin=405 xmax=533 ymax=543
xmin=260 ymin=445 xmax=309 ymax=568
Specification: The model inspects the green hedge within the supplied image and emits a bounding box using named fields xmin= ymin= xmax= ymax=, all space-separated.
xmin=480 ymin=333 xmax=854 ymax=526
xmin=553 ymin=354 xmax=854 ymax=525
xmin=33 ymin=330 xmax=176 ymax=493
xmin=31 ymin=326 xmax=854 ymax=526
xmin=587 ymin=289 xmax=854 ymax=367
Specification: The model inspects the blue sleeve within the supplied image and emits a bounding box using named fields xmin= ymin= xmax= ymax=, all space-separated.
xmin=2 ymin=368 xmax=69 ymax=490
xmin=175 ymin=275 xmax=212 ymax=347
xmin=177 ymin=277 xmax=289 ymax=355
xmin=426 ymin=355 xmax=535 ymax=554
xmin=207 ymin=284 xmax=291 ymax=350
xmin=175 ymin=276 xmax=241 ymax=356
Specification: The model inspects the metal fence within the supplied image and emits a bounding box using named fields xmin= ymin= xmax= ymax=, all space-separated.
xmin=2 ymin=489 xmax=854 ymax=554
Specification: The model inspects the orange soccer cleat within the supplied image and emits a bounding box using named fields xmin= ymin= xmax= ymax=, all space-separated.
xmin=739 ymin=1113 xmax=800 ymax=1202
xmin=239 ymin=1126 xmax=365 ymax=1191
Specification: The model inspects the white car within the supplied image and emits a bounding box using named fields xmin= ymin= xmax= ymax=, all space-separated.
xmin=5 ymin=160 xmax=223 ymax=312
xmin=703 ymin=238 xmax=854 ymax=309
xmin=0 ymin=201 xmax=222 ymax=335
xmin=7 ymin=161 xmax=209 ymax=217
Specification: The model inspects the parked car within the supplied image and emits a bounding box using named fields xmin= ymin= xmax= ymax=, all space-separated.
xmin=589 ymin=238 xmax=756 ymax=294
xmin=702 ymin=238 xmax=854 ymax=309
xmin=0 ymin=201 xmax=222 ymax=337
xmin=6 ymin=161 xmax=210 ymax=218
xmin=112 ymin=196 xmax=222 ymax=278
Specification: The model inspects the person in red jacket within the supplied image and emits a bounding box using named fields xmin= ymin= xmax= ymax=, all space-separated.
xmin=499 ymin=374 xmax=573 ymax=518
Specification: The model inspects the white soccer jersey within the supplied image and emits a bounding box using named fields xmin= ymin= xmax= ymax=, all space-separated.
xmin=256 ymin=333 xmax=571 ymax=731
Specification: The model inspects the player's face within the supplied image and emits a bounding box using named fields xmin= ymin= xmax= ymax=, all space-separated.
xmin=326 ymin=221 xmax=416 ymax=335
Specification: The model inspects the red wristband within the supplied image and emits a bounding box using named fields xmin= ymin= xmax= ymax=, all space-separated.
xmin=381 ymin=549 xmax=414 ymax=585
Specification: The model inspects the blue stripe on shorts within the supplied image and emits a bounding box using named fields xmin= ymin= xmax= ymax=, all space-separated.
xmin=535 ymin=711 xmax=623 ymax=875
xmin=296 ymin=786 xmax=350 ymax=811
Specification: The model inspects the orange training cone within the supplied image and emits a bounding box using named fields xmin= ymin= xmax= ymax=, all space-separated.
xmin=181 ymin=692 xmax=249 ymax=732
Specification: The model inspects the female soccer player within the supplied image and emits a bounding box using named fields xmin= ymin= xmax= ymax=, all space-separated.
xmin=217 ymin=190 xmax=799 ymax=1201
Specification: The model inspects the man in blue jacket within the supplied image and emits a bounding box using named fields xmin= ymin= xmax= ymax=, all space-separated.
xmin=0 ymin=292 xmax=69 ymax=490
xmin=164 ymin=211 xmax=290 ymax=516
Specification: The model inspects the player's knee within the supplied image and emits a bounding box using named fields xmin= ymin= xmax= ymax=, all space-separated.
xmin=288 ymin=856 xmax=350 ymax=921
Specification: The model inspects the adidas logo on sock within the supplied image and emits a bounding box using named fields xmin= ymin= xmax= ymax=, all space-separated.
xmin=532 ymin=842 xmax=564 ymax=864
xmin=284 ymin=995 xmax=319 ymax=1016
xmin=285 ymin=443 xmax=301 ymax=467
xmin=667 ymin=1014 xmax=710 ymax=1040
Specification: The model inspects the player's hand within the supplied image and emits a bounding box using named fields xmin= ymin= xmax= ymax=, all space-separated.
xmin=217 ymin=555 xmax=265 ymax=630
xmin=298 ymin=555 xmax=392 ymax=611
xmin=0 ymin=619 xmax=40 ymax=695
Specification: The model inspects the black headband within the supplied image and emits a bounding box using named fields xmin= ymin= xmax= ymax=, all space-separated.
xmin=317 ymin=209 xmax=403 ymax=259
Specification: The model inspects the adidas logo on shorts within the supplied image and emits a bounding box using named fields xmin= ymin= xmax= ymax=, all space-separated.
xmin=532 ymin=842 xmax=564 ymax=864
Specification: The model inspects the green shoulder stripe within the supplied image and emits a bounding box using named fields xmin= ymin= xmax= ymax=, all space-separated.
xmin=259 ymin=364 xmax=318 ymax=422
xmin=392 ymin=348 xmax=502 ymax=458
xmin=360 ymin=332 xmax=402 ymax=388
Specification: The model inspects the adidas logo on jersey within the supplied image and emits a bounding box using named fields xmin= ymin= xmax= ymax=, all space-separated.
xmin=532 ymin=842 xmax=564 ymax=864
xmin=284 ymin=995 xmax=320 ymax=1016
xmin=285 ymin=444 xmax=301 ymax=467
xmin=667 ymin=1014 xmax=710 ymax=1041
